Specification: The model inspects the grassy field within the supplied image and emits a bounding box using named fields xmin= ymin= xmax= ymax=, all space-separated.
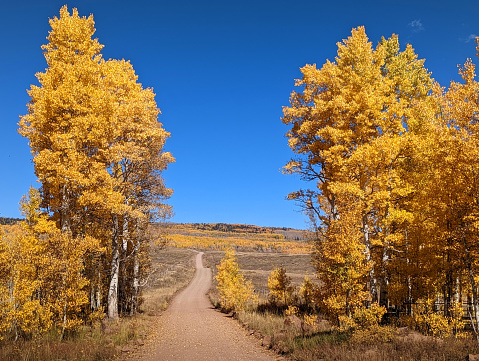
xmin=0 ymin=246 xmax=196 ymax=361
xmin=205 ymin=248 xmax=479 ymax=361
xmin=204 ymin=250 xmax=314 ymax=300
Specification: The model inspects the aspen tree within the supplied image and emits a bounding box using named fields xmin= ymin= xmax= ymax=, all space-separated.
xmin=283 ymin=27 xmax=432 ymax=322
xmin=19 ymin=6 xmax=173 ymax=321
xmin=101 ymin=58 xmax=173 ymax=318
xmin=19 ymin=6 xmax=107 ymax=234
xmin=436 ymin=56 xmax=479 ymax=327
xmin=268 ymin=266 xmax=295 ymax=305
xmin=216 ymin=249 xmax=256 ymax=312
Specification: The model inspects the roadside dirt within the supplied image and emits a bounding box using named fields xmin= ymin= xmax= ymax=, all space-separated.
xmin=130 ymin=252 xmax=280 ymax=361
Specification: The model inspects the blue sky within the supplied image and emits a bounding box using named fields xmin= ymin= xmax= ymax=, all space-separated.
xmin=1 ymin=0 xmax=478 ymax=229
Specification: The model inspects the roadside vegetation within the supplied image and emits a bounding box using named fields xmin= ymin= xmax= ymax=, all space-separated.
xmin=0 ymin=5 xmax=175 ymax=359
xmin=0 ymin=244 xmax=196 ymax=361
xmin=209 ymin=249 xmax=479 ymax=360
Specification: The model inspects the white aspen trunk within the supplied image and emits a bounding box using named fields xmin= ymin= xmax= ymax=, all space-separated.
xmin=463 ymin=235 xmax=479 ymax=341
xmin=122 ymin=217 xmax=129 ymax=254
xmin=96 ymin=269 xmax=102 ymax=309
xmin=381 ymin=200 xmax=391 ymax=308
xmin=120 ymin=216 xmax=129 ymax=314
xmin=60 ymin=269 xmax=68 ymax=340
xmin=444 ymin=242 xmax=453 ymax=317
xmin=130 ymin=243 xmax=140 ymax=316
xmin=405 ymin=230 xmax=413 ymax=315
xmin=60 ymin=296 xmax=68 ymax=340
xmin=363 ymin=216 xmax=378 ymax=304
xmin=90 ymin=286 xmax=96 ymax=310
xmin=90 ymin=268 xmax=102 ymax=311
xmin=407 ymin=275 xmax=412 ymax=315
xmin=329 ymin=195 xmax=340 ymax=221
xmin=454 ymin=276 xmax=461 ymax=305
xmin=61 ymin=184 xmax=71 ymax=233
xmin=467 ymin=259 xmax=479 ymax=325
xmin=108 ymin=214 xmax=120 ymax=319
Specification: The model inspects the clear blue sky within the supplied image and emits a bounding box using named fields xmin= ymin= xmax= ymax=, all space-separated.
xmin=1 ymin=0 xmax=478 ymax=229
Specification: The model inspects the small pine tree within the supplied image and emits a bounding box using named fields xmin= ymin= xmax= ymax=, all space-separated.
xmin=215 ymin=249 xmax=256 ymax=312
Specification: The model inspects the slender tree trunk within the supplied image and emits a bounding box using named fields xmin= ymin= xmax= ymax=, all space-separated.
xmin=444 ymin=267 xmax=453 ymax=317
xmin=119 ymin=216 xmax=129 ymax=314
xmin=443 ymin=240 xmax=454 ymax=317
xmin=464 ymin=235 xmax=479 ymax=336
xmin=90 ymin=286 xmax=96 ymax=310
xmin=407 ymin=274 xmax=412 ymax=315
xmin=130 ymin=242 xmax=139 ymax=316
xmin=454 ymin=276 xmax=461 ymax=304
xmin=363 ymin=215 xmax=378 ymax=303
xmin=60 ymin=296 xmax=68 ymax=340
xmin=60 ymin=268 xmax=68 ymax=340
xmin=405 ymin=230 xmax=413 ymax=315
xmin=61 ymin=184 xmax=71 ymax=233
xmin=97 ymin=269 xmax=102 ymax=309
xmin=108 ymin=214 xmax=120 ymax=319
xmin=90 ymin=264 xmax=102 ymax=311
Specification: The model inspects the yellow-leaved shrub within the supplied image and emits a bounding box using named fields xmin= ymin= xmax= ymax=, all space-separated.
xmin=268 ymin=266 xmax=295 ymax=306
xmin=216 ymin=249 xmax=256 ymax=312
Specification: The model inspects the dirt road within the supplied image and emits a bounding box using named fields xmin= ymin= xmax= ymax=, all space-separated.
xmin=134 ymin=252 xmax=278 ymax=361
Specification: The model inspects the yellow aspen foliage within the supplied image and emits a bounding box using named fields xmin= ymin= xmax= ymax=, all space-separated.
xmin=18 ymin=6 xmax=173 ymax=322
xmin=0 ymin=226 xmax=12 ymax=339
xmin=268 ymin=266 xmax=295 ymax=305
xmin=215 ymin=249 xmax=256 ymax=312
xmin=283 ymin=26 xmax=433 ymax=324
xmin=299 ymin=275 xmax=315 ymax=308
xmin=351 ymin=302 xmax=386 ymax=329
xmin=429 ymin=56 xmax=479 ymax=331
xmin=0 ymin=188 xmax=98 ymax=340
xmin=18 ymin=6 xmax=107 ymax=233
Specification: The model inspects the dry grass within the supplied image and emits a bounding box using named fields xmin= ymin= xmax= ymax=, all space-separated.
xmin=0 ymin=333 xmax=116 ymax=361
xmin=205 ymin=250 xmax=314 ymax=302
xmin=206 ymin=249 xmax=479 ymax=361
xmin=0 ymin=246 xmax=196 ymax=361
xmin=235 ymin=310 xmax=479 ymax=360
xmin=290 ymin=336 xmax=479 ymax=361
xmin=141 ymin=246 xmax=196 ymax=315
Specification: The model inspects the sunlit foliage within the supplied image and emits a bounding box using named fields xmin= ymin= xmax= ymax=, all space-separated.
xmin=215 ymin=249 xmax=256 ymax=312
xmin=268 ymin=266 xmax=295 ymax=305
xmin=0 ymin=189 xmax=97 ymax=340
xmin=283 ymin=25 xmax=479 ymax=335
xmin=14 ymin=5 xmax=173 ymax=333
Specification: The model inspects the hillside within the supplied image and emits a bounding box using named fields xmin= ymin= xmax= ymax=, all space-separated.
xmin=161 ymin=222 xmax=311 ymax=254
xmin=0 ymin=217 xmax=22 ymax=225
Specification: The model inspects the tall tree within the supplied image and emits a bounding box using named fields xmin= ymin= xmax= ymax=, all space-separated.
xmin=283 ymin=27 xmax=432 ymax=322
xmin=19 ymin=6 xmax=107 ymax=235
xmin=435 ymin=56 xmax=479 ymax=326
xmin=19 ymin=6 xmax=173 ymax=321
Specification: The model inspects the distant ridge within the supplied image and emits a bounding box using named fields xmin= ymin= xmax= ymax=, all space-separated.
xmin=165 ymin=222 xmax=307 ymax=241
xmin=0 ymin=217 xmax=23 ymax=225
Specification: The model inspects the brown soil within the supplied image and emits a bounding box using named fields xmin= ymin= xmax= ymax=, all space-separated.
xmin=130 ymin=252 xmax=280 ymax=361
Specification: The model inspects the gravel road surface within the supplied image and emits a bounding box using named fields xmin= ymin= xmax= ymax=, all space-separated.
xmin=133 ymin=252 xmax=279 ymax=361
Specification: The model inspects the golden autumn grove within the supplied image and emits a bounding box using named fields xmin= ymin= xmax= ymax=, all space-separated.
xmin=1 ymin=4 xmax=479 ymax=356
xmin=1 ymin=6 xmax=173 ymax=340
xmin=283 ymin=26 xmax=479 ymax=337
